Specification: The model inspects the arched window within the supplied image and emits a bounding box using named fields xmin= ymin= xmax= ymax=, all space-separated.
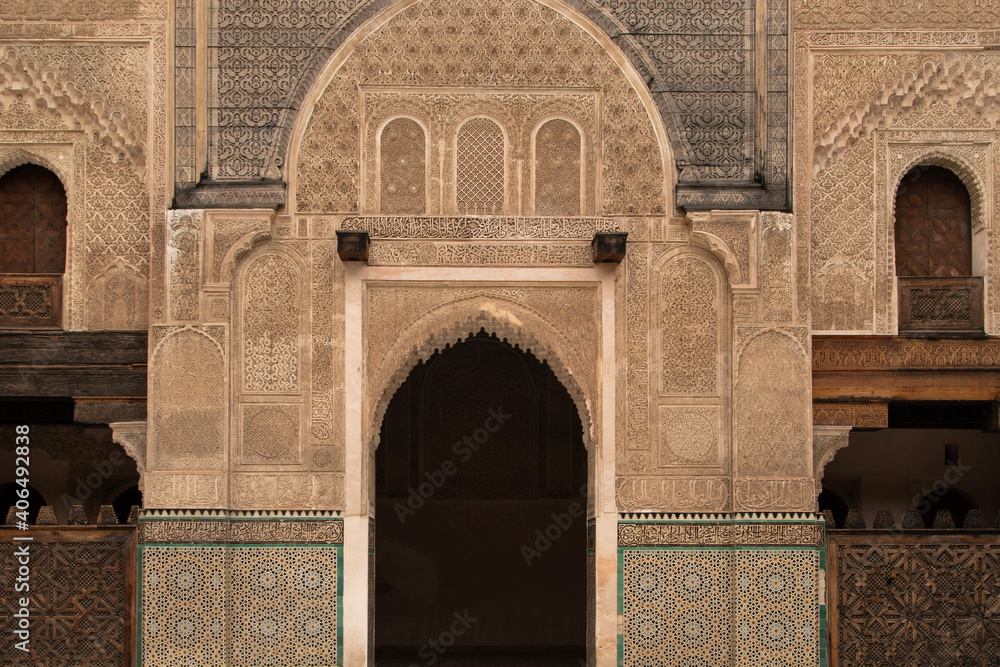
xmin=534 ymin=119 xmax=581 ymax=216
xmin=380 ymin=118 xmax=426 ymax=215
xmin=456 ymin=117 xmax=504 ymax=215
xmin=894 ymin=165 xmax=982 ymax=333
xmin=0 ymin=164 xmax=67 ymax=328
xmin=894 ymin=166 xmax=971 ymax=277
xmin=0 ymin=164 xmax=67 ymax=274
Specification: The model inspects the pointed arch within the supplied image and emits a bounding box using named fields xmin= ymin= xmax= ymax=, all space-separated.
xmin=368 ymin=296 xmax=596 ymax=454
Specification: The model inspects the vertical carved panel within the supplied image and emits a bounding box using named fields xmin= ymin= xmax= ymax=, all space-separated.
xmin=736 ymin=331 xmax=809 ymax=478
xmin=761 ymin=212 xmax=793 ymax=323
xmin=167 ymin=212 xmax=201 ymax=322
xmin=534 ymin=119 xmax=581 ymax=216
xmin=379 ymin=118 xmax=426 ymax=215
xmin=150 ymin=329 xmax=225 ymax=470
xmin=456 ymin=117 xmax=504 ymax=215
xmin=242 ymin=254 xmax=300 ymax=394
xmin=660 ymin=256 xmax=719 ymax=395
xmin=0 ymin=164 xmax=67 ymax=274
xmin=311 ymin=243 xmax=337 ymax=444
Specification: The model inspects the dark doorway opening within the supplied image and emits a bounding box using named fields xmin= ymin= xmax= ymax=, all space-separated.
xmin=374 ymin=332 xmax=587 ymax=666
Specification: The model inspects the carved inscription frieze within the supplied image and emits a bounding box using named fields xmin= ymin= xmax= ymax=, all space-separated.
xmin=618 ymin=519 xmax=824 ymax=547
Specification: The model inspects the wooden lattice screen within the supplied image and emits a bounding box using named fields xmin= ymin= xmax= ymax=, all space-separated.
xmin=827 ymin=531 xmax=1000 ymax=666
xmin=0 ymin=526 xmax=136 ymax=666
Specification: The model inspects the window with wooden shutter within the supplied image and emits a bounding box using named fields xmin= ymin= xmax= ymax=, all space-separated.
xmin=0 ymin=164 xmax=67 ymax=327
xmin=895 ymin=166 xmax=981 ymax=333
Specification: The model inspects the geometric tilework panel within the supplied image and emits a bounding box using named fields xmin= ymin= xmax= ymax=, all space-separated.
xmin=622 ymin=549 xmax=732 ymax=665
xmin=230 ymin=547 xmax=338 ymax=666
xmin=621 ymin=546 xmax=820 ymax=667
xmin=141 ymin=547 xmax=227 ymax=667
xmin=833 ymin=540 xmax=1000 ymax=666
xmin=0 ymin=537 xmax=130 ymax=667
xmin=140 ymin=545 xmax=341 ymax=667
xmin=735 ymin=549 xmax=819 ymax=667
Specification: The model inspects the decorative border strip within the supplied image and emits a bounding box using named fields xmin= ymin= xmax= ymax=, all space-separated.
xmin=813 ymin=401 xmax=888 ymax=428
xmin=619 ymin=512 xmax=822 ymax=522
xmin=140 ymin=509 xmax=343 ymax=518
xmin=813 ymin=336 xmax=1000 ymax=371
xmin=618 ymin=514 xmax=824 ymax=547
xmin=139 ymin=510 xmax=344 ymax=544
xmin=344 ymin=216 xmax=627 ymax=239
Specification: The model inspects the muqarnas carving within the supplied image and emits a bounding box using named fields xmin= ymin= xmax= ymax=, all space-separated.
xmin=149 ymin=329 xmax=226 ymax=470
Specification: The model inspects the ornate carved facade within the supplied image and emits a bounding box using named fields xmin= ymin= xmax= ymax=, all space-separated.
xmin=2 ymin=0 xmax=999 ymax=665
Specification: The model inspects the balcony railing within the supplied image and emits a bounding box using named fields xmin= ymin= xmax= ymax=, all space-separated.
xmin=898 ymin=276 xmax=983 ymax=334
xmin=0 ymin=273 xmax=62 ymax=328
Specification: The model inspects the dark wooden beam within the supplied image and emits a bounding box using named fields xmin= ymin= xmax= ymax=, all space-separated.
xmin=0 ymin=331 xmax=147 ymax=398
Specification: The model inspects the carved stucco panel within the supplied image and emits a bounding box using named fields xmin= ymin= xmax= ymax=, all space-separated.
xmin=365 ymin=283 xmax=601 ymax=456
xmin=144 ymin=472 xmax=226 ymax=509
xmin=760 ymin=212 xmax=795 ymax=324
xmin=794 ymin=0 xmax=1000 ymax=30
xmin=689 ymin=211 xmax=757 ymax=287
xmin=619 ymin=238 xmax=740 ymax=512
xmin=0 ymin=24 xmax=168 ymax=331
xmin=812 ymin=425 xmax=852 ymax=495
xmin=295 ymin=0 xmax=666 ymax=216
xmin=110 ymin=420 xmax=148 ymax=492
xmin=804 ymin=43 xmax=1000 ymax=334
xmin=878 ymin=133 xmax=1000 ymax=334
xmin=230 ymin=473 xmax=345 ymax=510
xmin=205 ymin=214 xmax=273 ymax=284
xmin=734 ymin=329 xmax=812 ymax=486
xmin=167 ymin=210 xmax=201 ymax=322
xmin=149 ymin=328 xmax=227 ymax=472
xmin=0 ymin=140 xmax=86 ymax=327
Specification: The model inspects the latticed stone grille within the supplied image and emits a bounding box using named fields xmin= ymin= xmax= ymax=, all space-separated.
xmin=457 ymin=117 xmax=504 ymax=215
xmin=535 ymin=119 xmax=581 ymax=216
xmin=380 ymin=118 xmax=426 ymax=215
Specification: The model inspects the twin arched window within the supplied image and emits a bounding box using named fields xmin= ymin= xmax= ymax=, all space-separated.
xmin=378 ymin=116 xmax=582 ymax=216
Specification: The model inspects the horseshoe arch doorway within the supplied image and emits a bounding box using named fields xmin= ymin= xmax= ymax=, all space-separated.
xmin=374 ymin=331 xmax=588 ymax=666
